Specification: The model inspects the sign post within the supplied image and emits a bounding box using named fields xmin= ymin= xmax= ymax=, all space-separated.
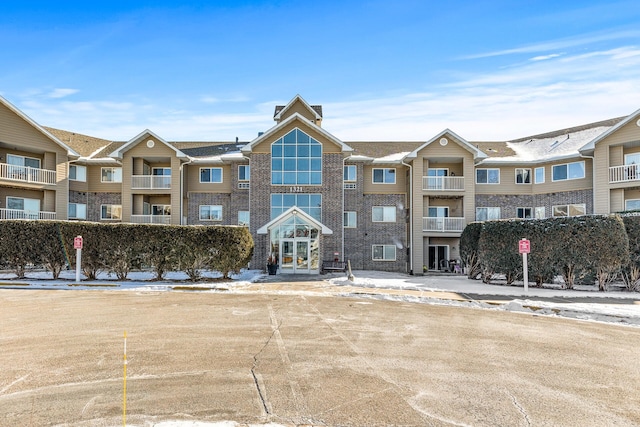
xmin=74 ymin=236 xmax=83 ymax=283
xmin=519 ymin=238 xmax=530 ymax=292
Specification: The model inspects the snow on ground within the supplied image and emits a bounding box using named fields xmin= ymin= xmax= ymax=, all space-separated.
xmin=1 ymin=268 xmax=640 ymax=328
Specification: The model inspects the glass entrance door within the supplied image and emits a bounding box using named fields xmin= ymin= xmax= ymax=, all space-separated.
xmin=428 ymin=245 xmax=449 ymax=271
xmin=280 ymin=239 xmax=310 ymax=273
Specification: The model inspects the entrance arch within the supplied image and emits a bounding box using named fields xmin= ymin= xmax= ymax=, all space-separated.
xmin=257 ymin=206 xmax=332 ymax=274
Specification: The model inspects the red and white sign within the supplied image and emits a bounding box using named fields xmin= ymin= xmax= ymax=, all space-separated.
xmin=518 ymin=239 xmax=530 ymax=254
xmin=74 ymin=236 xmax=83 ymax=250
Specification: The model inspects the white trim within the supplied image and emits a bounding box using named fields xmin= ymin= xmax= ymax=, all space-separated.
xmin=476 ymin=168 xmax=500 ymax=184
xmin=109 ymin=129 xmax=188 ymax=159
xmin=404 ymin=129 xmax=488 ymax=161
xmin=199 ymin=167 xmax=223 ymax=183
xmin=257 ymin=206 xmax=332 ymax=235
xmin=372 ymin=244 xmax=396 ymax=261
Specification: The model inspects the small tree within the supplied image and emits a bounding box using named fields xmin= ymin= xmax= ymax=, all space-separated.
xmin=460 ymin=222 xmax=483 ymax=279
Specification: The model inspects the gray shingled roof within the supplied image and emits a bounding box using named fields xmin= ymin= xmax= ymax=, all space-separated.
xmin=274 ymin=105 xmax=323 ymax=118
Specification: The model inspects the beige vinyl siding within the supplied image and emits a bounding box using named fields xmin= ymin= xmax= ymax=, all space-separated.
xmin=0 ymin=103 xmax=64 ymax=153
xmin=363 ymin=164 xmax=407 ymax=193
xmin=276 ymin=101 xmax=318 ymax=124
xmin=0 ymin=188 xmax=44 ymax=208
xmin=185 ymin=164 xmax=232 ymax=193
xmin=591 ymin=119 xmax=640 ymax=214
xmin=530 ymin=159 xmax=593 ymax=195
xmin=251 ymin=121 xmax=342 ymax=154
xmin=87 ymin=165 xmax=122 ymax=192
xmin=610 ymin=188 xmax=624 ymax=212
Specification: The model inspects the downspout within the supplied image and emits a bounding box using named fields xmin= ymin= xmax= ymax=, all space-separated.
xmin=179 ymin=158 xmax=194 ymax=225
xmin=580 ymin=152 xmax=596 ymax=214
xmin=401 ymin=159 xmax=413 ymax=275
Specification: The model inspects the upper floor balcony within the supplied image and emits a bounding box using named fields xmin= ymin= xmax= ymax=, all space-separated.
xmin=130 ymin=214 xmax=172 ymax=224
xmin=0 ymin=208 xmax=56 ymax=220
xmin=422 ymin=176 xmax=465 ymax=191
xmin=609 ymin=165 xmax=640 ymax=184
xmin=0 ymin=163 xmax=56 ymax=186
xmin=131 ymin=175 xmax=171 ymax=190
xmin=422 ymin=217 xmax=465 ymax=233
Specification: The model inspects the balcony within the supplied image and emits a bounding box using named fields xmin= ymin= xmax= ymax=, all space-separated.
xmin=422 ymin=176 xmax=464 ymax=191
xmin=0 ymin=163 xmax=56 ymax=185
xmin=130 ymin=215 xmax=172 ymax=224
xmin=610 ymin=165 xmax=640 ymax=183
xmin=0 ymin=208 xmax=56 ymax=220
xmin=423 ymin=217 xmax=465 ymax=232
xmin=131 ymin=175 xmax=171 ymax=189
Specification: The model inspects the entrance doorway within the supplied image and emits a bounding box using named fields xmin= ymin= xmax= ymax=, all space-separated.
xmin=281 ymin=239 xmax=310 ymax=273
xmin=428 ymin=245 xmax=449 ymax=271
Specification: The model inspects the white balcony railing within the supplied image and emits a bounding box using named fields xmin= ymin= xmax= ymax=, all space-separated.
xmin=422 ymin=176 xmax=464 ymax=191
xmin=130 ymin=215 xmax=172 ymax=224
xmin=0 ymin=163 xmax=56 ymax=185
xmin=0 ymin=208 xmax=56 ymax=220
xmin=131 ymin=175 xmax=171 ymax=189
xmin=422 ymin=217 xmax=465 ymax=232
xmin=609 ymin=165 xmax=640 ymax=183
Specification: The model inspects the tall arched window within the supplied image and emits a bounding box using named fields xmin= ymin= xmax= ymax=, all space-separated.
xmin=271 ymin=129 xmax=322 ymax=185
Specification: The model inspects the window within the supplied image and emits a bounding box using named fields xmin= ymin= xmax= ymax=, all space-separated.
xmin=515 ymin=168 xmax=531 ymax=184
xmin=552 ymin=204 xmax=586 ymax=217
xmin=7 ymin=154 xmax=40 ymax=169
xmin=152 ymin=205 xmax=171 ymax=216
xmin=68 ymin=203 xmax=87 ymax=219
xmin=476 ymin=207 xmax=500 ymax=221
xmin=534 ymin=167 xmax=545 ymax=184
xmin=517 ymin=207 xmax=533 ymax=219
xmin=271 ymin=128 xmax=322 ymax=185
xmin=200 ymin=205 xmax=222 ymax=221
xmin=372 ymin=245 xmax=396 ymax=261
xmin=427 ymin=207 xmax=449 ymax=217
xmin=372 ymin=206 xmax=396 ymax=222
xmin=535 ymin=207 xmax=546 ymax=219
xmin=552 ymin=161 xmax=585 ymax=181
xmin=101 ymin=204 xmax=122 ymax=220
xmin=200 ymin=167 xmax=223 ymax=183
xmin=6 ymin=197 xmax=40 ymax=219
xmin=476 ymin=168 xmax=500 ymax=184
xmin=372 ymin=168 xmax=396 ymax=184
xmin=238 ymin=210 xmax=250 ymax=227
xmin=69 ymin=165 xmax=87 ymax=182
xmin=152 ymin=167 xmax=171 ymax=176
xmin=238 ymin=165 xmax=250 ymax=181
xmin=344 ymin=165 xmax=356 ymax=182
xmin=271 ymin=193 xmax=322 ymax=221
xmin=101 ymin=167 xmax=122 ymax=183
xmin=344 ymin=211 xmax=357 ymax=228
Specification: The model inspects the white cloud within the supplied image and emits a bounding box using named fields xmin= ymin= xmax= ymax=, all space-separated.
xmin=48 ymin=88 xmax=79 ymax=99
xmin=530 ymin=53 xmax=563 ymax=61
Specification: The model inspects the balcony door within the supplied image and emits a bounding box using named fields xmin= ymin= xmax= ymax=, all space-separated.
xmin=426 ymin=168 xmax=448 ymax=190
xmin=427 ymin=206 xmax=449 ymax=231
xmin=428 ymin=245 xmax=449 ymax=271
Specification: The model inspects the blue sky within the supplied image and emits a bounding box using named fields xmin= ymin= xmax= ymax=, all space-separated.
xmin=1 ymin=0 xmax=639 ymax=142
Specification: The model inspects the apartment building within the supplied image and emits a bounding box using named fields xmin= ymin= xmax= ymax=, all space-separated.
xmin=1 ymin=94 xmax=639 ymax=275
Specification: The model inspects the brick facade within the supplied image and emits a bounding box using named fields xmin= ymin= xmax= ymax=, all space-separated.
xmin=475 ymin=189 xmax=593 ymax=219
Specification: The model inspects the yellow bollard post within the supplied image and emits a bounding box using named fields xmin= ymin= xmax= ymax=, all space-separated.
xmin=123 ymin=331 xmax=127 ymax=426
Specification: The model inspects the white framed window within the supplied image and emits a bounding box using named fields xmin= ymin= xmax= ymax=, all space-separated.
xmin=344 ymin=165 xmax=357 ymax=182
xmin=68 ymin=203 xmax=87 ymax=219
xmin=200 ymin=167 xmax=223 ymax=183
xmin=552 ymin=204 xmax=586 ymax=217
xmin=476 ymin=207 xmax=500 ymax=221
xmin=238 ymin=165 xmax=250 ymax=181
xmin=101 ymin=167 xmax=122 ymax=183
xmin=238 ymin=210 xmax=250 ymax=227
xmin=152 ymin=167 xmax=171 ymax=176
xmin=200 ymin=205 xmax=222 ymax=221
xmin=101 ymin=204 xmax=122 ymax=220
xmin=344 ymin=211 xmax=357 ymax=228
xmin=372 ymin=206 xmax=396 ymax=222
xmin=476 ymin=168 xmax=500 ymax=184
xmin=152 ymin=205 xmax=171 ymax=216
xmin=625 ymin=199 xmax=640 ymax=211
xmin=516 ymin=207 xmax=532 ymax=219
xmin=7 ymin=196 xmax=39 ymax=212
xmin=534 ymin=167 xmax=545 ymax=184
xmin=372 ymin=168 xmax=396 ymax=184
xmin=552 ymin=161 xmax=585 ymax=181
xmin=372 ymin=245 xmax=396 ymax=261
xmin=69 ymin=165 xmax=87 ymax=182
xmin=515 ymin=168 xmax=531 ymax=184
xmin=7 ymin=154 xmax=40 ymax=169
xmin=535 ymin=206 xmax=546 ymax=219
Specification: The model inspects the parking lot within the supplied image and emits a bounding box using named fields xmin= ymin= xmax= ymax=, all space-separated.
xmin=2 ymin=287 xmax=640 ymax=426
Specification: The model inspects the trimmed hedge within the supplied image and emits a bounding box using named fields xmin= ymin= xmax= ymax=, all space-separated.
xmin=463 ymin=215 xmax=630 ymax=291
xmin=0 ymin=221 xmax=253 ymax=281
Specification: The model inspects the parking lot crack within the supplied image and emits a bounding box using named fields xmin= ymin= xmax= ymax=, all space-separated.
xmin=507 ymin=389 xmax=531 ymax=426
